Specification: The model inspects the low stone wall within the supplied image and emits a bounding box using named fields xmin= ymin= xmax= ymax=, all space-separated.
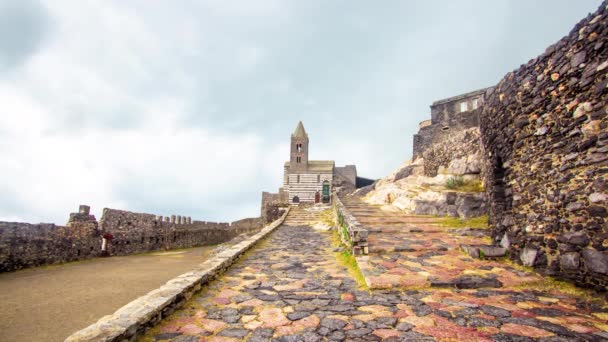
xmin=64 ymin=209 xmax=290 ymax=342
xmin=479 ymin=1 xmax=608 ymax=289
xmin=333 ymin=195 xmax=368 ymax=255
xmin=0 ymin=205 xmax=262 ymax=272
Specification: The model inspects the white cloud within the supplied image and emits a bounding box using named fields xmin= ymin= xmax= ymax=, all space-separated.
xmin=0 ymin=0 xmax=601 ymax=225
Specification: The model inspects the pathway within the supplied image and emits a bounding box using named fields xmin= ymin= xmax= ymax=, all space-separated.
xmin=0 ymin=245 xmax=220 ymax=342
xmin=142 ymin=215 xmax=608 ymax=341
xmin=343 ymin=197 xmax=542 ymax=290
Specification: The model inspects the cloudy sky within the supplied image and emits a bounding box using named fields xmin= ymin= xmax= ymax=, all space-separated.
xmin=0 ymin=0 xmax=601 ymax=224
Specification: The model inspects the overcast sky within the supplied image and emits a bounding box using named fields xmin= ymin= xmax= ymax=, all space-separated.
xmin=0 ymin=0 xmax=602 ymax=224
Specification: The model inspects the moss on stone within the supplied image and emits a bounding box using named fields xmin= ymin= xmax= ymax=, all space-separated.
xmin=436 ymin=215 xmax=489 ymax=229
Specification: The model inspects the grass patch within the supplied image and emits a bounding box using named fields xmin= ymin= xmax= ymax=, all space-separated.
xmin=445 ymin=176 xmax=484 ymax=192
xmin=437 ymin=215 xmax=489 ymax=229
xmin=318 ymin=208 xmax=336 ymax=227
xmin=331 ymin=230 xmax=369 ymax=291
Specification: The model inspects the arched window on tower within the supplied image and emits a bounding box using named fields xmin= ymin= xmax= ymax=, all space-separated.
xmin=297 ymin=144 xmax=302 ymax=152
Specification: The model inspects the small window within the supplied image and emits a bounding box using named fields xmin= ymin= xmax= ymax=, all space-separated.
xmin=297 ymin=144 xmax=302 ymax=152
xmin=460 ymin=102 xmax=468 ymax=112
xmin=296 ymin=156 xmax=301 ymax=163
xmin=297 ymin=175 xmax=300 ymax=183
xmin=472 ymin=99 xmax=479 ymax=109
xmin=317 ymin=174 xmax=321 ymax=183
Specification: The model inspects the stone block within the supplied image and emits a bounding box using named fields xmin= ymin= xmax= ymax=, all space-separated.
xmin=559 ymin=252 xmax=580 ymax=270
xmin=520 ymin=247 xmax=538 ymax=267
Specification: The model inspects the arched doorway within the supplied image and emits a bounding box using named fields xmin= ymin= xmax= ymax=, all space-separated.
xmin=322 ymin=181 xmax=330 ymax=203
xmin=315 ymin=191 xmax=320 ymax=203
xmin=292 ymin=196 xmax=300 ymax=204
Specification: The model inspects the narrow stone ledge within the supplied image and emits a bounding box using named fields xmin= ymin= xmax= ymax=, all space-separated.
xmin=64 ymin=208 xmax=290 ymax=342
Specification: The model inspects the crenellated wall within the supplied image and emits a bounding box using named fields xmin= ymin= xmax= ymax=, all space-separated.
xmin=480 ymin=1 xmax=608 ymax=290
xmin=0 ymin=205 xmax=262 ymax=272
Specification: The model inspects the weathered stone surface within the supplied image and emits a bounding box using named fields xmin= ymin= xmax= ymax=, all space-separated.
xmin=479 ymin=0 xmax=608 ymax=289
xmin=559 ymin=252 xmax=580 ymax=271
xmin=582 ymin=248 xmax=608 ymax=274
xmin=520 ymin=248 xmax=538 ymax=267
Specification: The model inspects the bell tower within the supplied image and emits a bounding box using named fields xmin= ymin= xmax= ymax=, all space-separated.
xmin=290 ymin=121 xmax=309 ymax=171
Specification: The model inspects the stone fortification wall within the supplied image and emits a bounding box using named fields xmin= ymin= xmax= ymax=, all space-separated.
xmin=101 ymin=209 xmax=262 ymax=256
xmin=480 ymin=1 xmax=608 ymax=289
xmin=0 ymin=205 xmax=100 ymax=272
xmin=413 ymin=88 xmax=489 ymax=159
xmin=0 ymin=205 xmax=262 ymax=272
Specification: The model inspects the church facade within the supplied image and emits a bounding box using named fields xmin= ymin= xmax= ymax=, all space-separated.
xmin=261 ymin=121 xmax=359 ymax=220
xmin=283 ymin=121 xmax=335 ymax=204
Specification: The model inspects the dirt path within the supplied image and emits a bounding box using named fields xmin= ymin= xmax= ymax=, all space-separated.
xmin=0 ymin=246 xmax=216 ymax=342
xmin=141 ymin=224 xmax=608 ymax=341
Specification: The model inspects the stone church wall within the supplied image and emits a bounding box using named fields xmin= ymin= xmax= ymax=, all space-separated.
xmin=479 ymin=1 xmax=608 ymax=289
xmin=0 ymin=205 xmax=262 ymax=272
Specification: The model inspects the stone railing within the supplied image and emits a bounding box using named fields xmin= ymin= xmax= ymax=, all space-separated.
xmin=333 ymin=194 xmax=368 ymax=255
xmin=64 ymin=208 xmax=290 ymax=342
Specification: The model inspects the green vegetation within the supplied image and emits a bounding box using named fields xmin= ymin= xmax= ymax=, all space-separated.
xmin=331 ymin=230 xmax=369 ymax=290
xmin=437 ymin=215 xmax=490 ymax=229
xmin=445 ymin=176 xmax=484 ymax=192
xmin=445 ymin=175 xmax=465 ymax=189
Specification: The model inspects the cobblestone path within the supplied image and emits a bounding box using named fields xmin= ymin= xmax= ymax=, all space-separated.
xmin=143 ymin=224 xmax=608 ymax=341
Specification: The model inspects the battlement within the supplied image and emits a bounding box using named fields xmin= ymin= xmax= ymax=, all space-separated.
xmin=0 ymin=205 xmax=262 ymax=272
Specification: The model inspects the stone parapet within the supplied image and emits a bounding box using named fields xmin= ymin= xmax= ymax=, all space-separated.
xmin=333 ymin=194 xmax=368 ymax=255
xmin=64 ymin=208 xmax=290 ymax=342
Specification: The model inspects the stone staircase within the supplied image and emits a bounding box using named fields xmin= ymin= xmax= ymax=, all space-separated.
xmin=282 ymin=205 xmax=330 ymax=226
xmin=340 ymin=196 xmax=539 ymax=290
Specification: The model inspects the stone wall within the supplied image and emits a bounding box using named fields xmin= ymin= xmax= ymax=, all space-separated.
xmin=413 ymin=88 xmax=490 ymax=159
xmin=101 ymin=209 xmax=262 ymax=256
xmin=0 ymin=205 xmax=262 ymax=272
xmin=422 ymin=127 xmax=483 ymax=177
xmin=479 ymin=1 xmax=608 ymax=289
xmin=0 ymin=206 xmax=100 ymax=272
xmin=261 ymin=190 xmax=288 ymax=223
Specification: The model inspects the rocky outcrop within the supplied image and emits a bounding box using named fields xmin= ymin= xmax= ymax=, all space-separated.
xmin=479 ymin=1 xmax=608 ymax=289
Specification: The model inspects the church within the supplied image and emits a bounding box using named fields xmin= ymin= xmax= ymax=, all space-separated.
xmin=284 ymin=121 xmax=337 ymax=204
xmin=261 ymin=121 xmax=361 ymax=220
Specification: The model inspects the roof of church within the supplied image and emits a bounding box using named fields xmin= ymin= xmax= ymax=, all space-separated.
xmin=292 ymin=121 xmax=308 ymax=138
xmin=284 ymin=160 xmax=335 ymax=172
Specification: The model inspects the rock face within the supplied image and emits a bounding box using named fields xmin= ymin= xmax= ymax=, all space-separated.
xmin=479 ymin=1 xmax=608 ymax=289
